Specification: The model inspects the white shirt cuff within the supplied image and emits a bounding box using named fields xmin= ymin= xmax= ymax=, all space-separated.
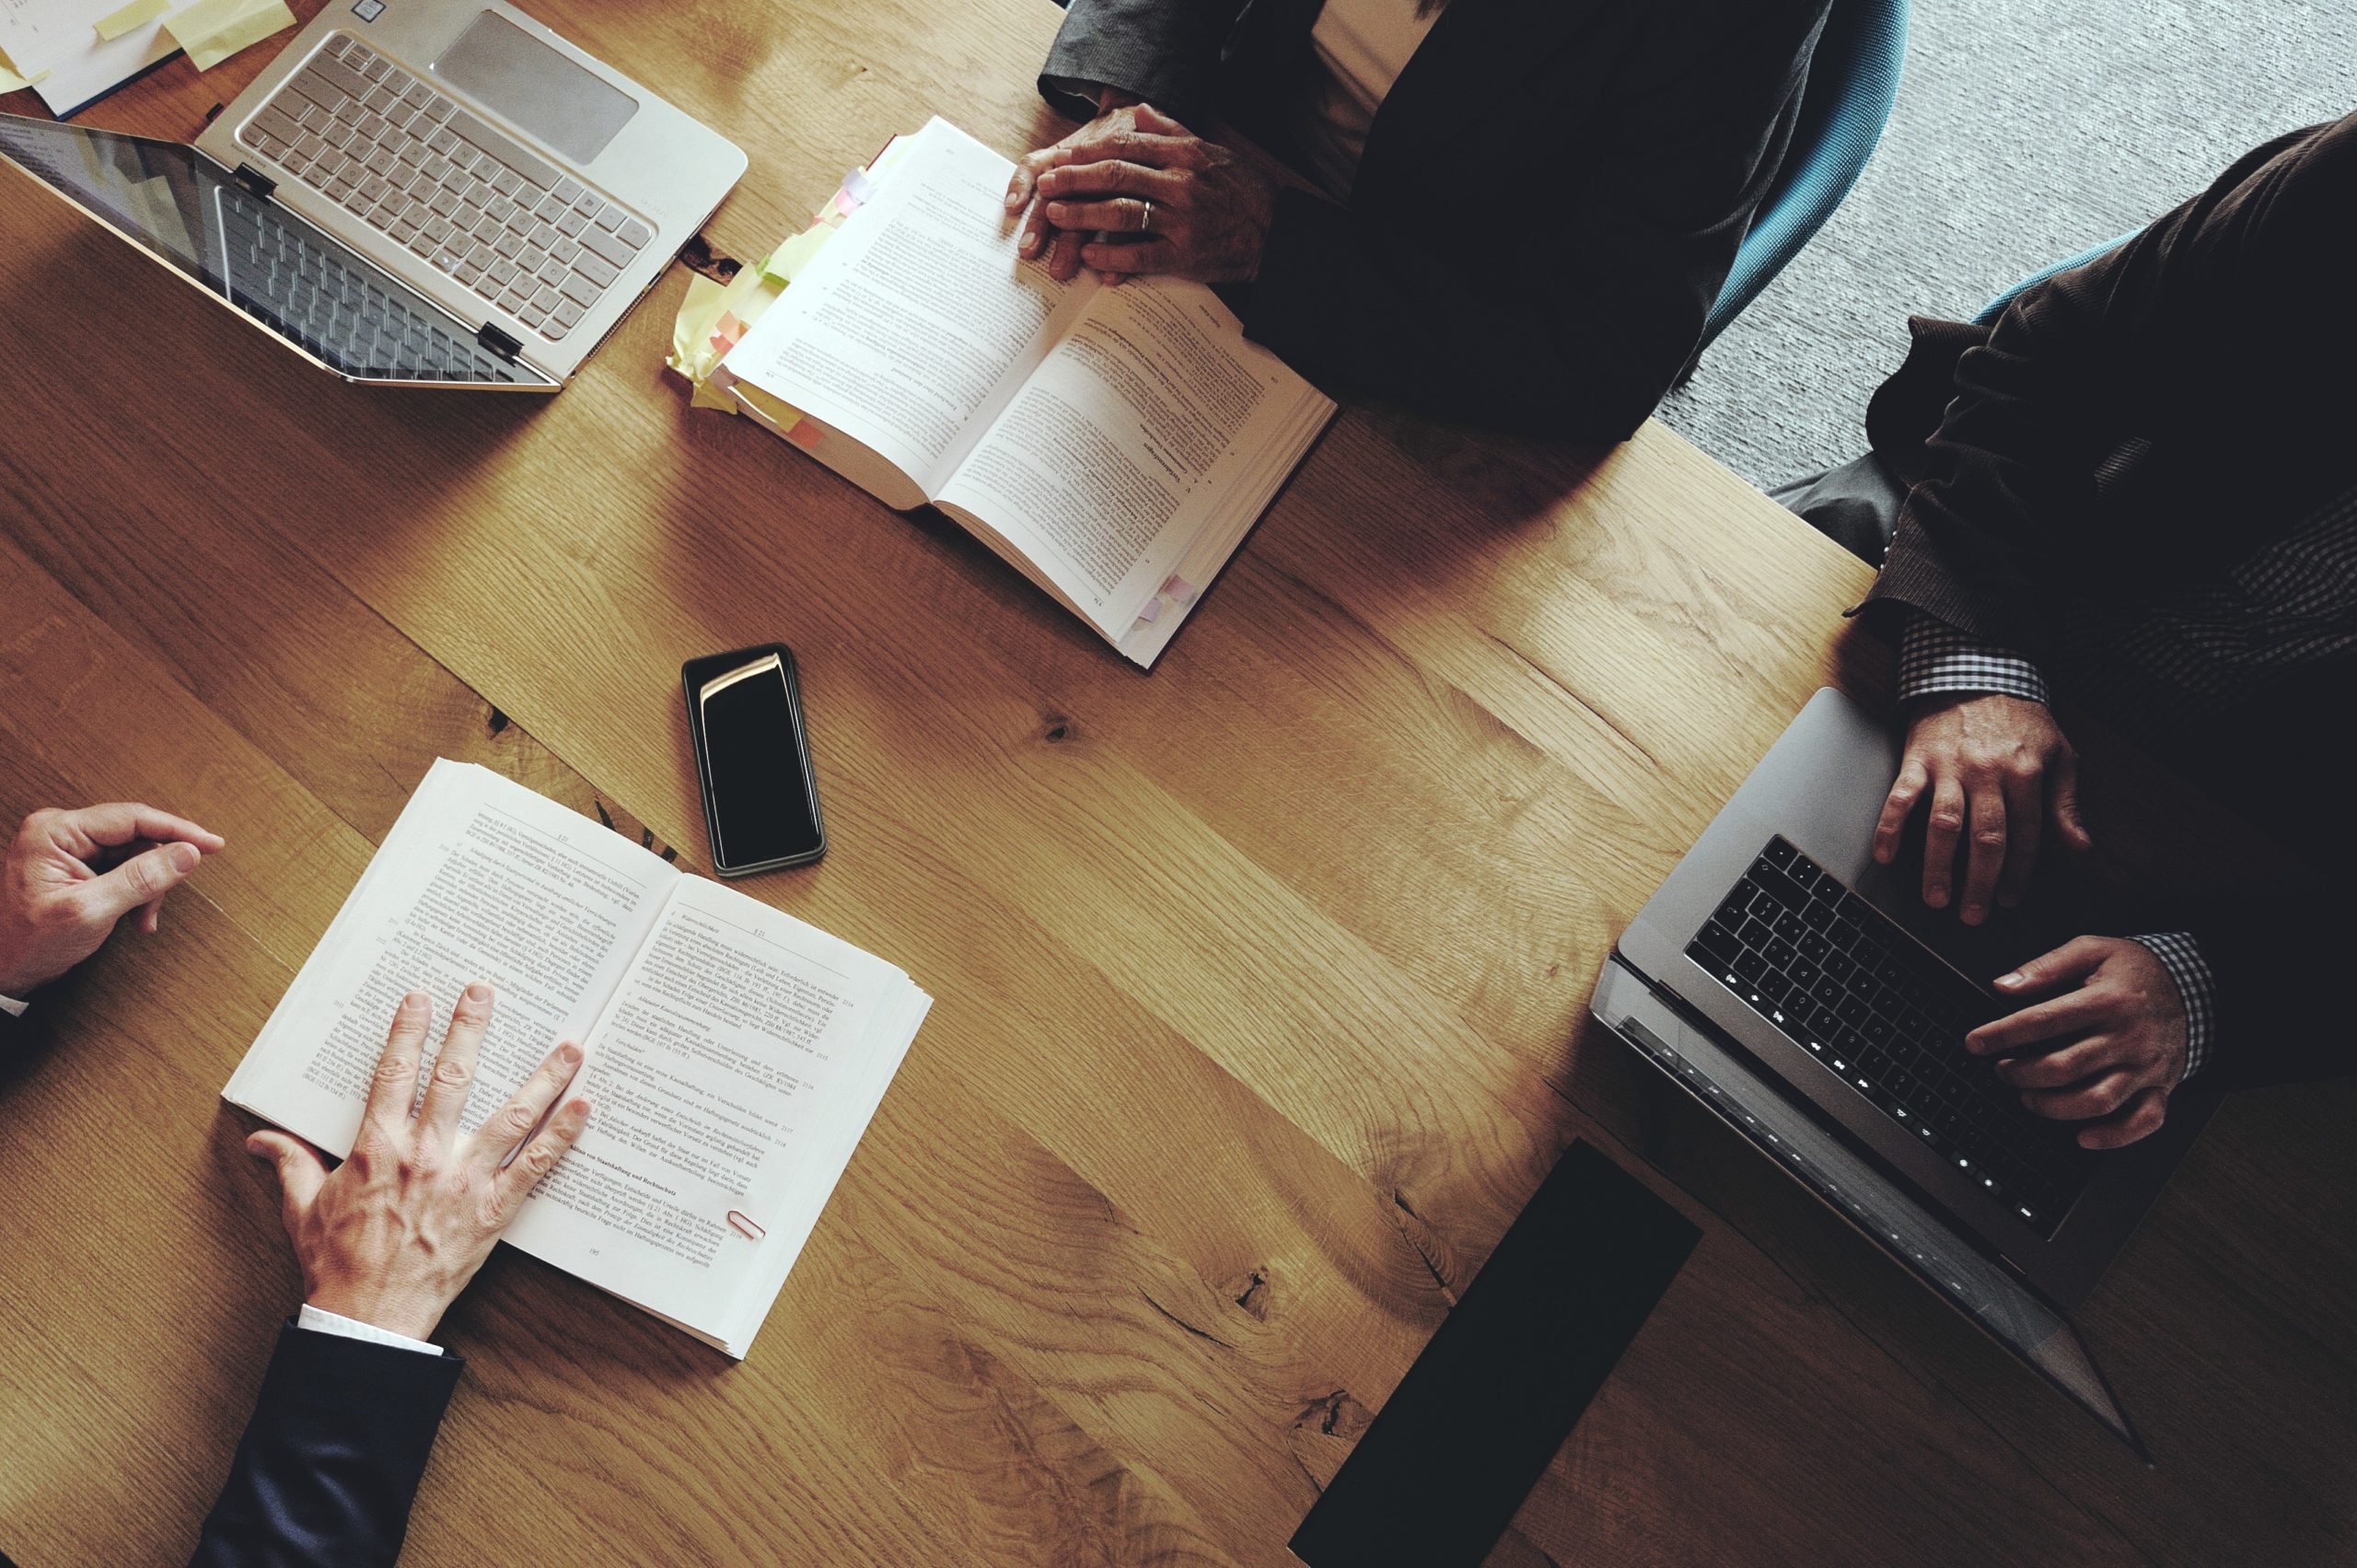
xmin=1898 ymin=614 xmax=2050 ymax=705
xmin=2129 ymin=932 xmax=2216 ymax=1081
xmin=296 ymin=1302 xmax=444 ymax=1356
xmin=0 ymin=992 xmax=26 ymax=1017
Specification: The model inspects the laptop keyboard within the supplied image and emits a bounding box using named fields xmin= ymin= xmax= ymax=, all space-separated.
xmin=1687 ymin=836 xmax=2096 ymax=1237
xmin=235 ymin=31 xmax=652 ymax=344
xmin=216 ymin=183 xmax=526 ymax=383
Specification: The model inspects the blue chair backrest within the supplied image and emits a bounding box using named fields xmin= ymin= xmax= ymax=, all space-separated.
xmin=1698 ymin=0 xmax=1910 ymax=353
xmin=1972 ymin=231 xmax=2139 ymax=325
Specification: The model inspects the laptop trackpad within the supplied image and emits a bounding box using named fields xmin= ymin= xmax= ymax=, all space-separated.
xmin=433 ymin=12 xmax=638 ymax=166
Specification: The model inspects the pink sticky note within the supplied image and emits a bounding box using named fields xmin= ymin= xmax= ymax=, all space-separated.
xmin=1162 ymin=576 xmax=1198 ymax=603
xmin=1137 ymin=598 xmax=1163 ymax=624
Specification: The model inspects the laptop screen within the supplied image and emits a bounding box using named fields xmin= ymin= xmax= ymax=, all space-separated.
xmin=0 ymin=112 xmax=540 ymax=387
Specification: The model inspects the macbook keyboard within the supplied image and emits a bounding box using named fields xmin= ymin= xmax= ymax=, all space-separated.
xmin=1687 ymin=836 xmax=2096 ymax=1237
xmin=236 ymin=32 xmax=652 ymax=343
xmin=215 ymin=182 xmax=525 ymax=384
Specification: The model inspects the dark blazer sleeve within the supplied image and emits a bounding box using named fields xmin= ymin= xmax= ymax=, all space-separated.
xmin=1861 ymin=117 xmax=2357 ymax=656
xmin=191 ymin=1323 xmax=463 ymax=1568
xmin=1238 ymin=0 xmax=1827 ymax=440
xmin=2177 ymin=889 xmax=2351 ymax=1092
xmin=1039 ymin=0 xmax=1238 ymax=123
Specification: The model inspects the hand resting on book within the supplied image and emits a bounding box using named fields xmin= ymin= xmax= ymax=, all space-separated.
xmin=246 ymin=984 xmax=592 ymax=1340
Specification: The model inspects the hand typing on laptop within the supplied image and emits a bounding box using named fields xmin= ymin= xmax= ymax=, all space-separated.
xmin=1969 ymin=937 xmax=2189 ymax=1151
xmin=1873 ymin=691 xmax=2089 ymax=925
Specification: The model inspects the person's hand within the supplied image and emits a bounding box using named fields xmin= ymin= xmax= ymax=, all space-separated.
xmin=1006 ymin=101 xmax=1278 ymax=285
xmin=0 ymin=804 xmax=226 ymax=997
xmin=1966 ymin=937 xmax=2188 ymax=1149
xmin=1005 ymin=90 xmax=1146 ymax=278
xmin=247 ymin=984 xmax=591 ymax=1340
xmin=1875 ymin=694 xmax=2090 ymax=924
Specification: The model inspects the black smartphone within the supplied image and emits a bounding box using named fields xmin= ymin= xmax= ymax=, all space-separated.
xmin=681 ymin=644 xmax=827 ymax=876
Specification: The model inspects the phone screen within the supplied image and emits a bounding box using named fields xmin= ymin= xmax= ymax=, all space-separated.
xmin=686 ymin=647 xmax=824 ymax=872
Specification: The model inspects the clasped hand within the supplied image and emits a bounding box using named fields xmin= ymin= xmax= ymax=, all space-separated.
xmin=1004 ymin=99 xmax=1277 ymax=285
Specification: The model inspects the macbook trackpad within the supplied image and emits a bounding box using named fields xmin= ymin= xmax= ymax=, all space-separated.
xmin=433 ymin=12 xmax=637 ymax=165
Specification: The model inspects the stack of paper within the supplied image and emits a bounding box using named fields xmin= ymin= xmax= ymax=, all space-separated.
xmin=1 ymin=0 xmax=293 ymax=119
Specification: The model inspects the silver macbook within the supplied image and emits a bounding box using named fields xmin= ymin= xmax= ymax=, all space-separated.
xmin=0 ymin=0 xmax=743 ymax=389
xmin=1594 ymin=688 xmax=2220 ymax=1458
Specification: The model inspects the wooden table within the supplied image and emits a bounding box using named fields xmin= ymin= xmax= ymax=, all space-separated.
xmin=5 ymin=4 xmax=2354 ymax=1562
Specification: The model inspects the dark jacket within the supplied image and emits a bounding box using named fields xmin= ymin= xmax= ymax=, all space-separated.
xmin=1854 ymin=114 xmax=2357 ymax=1093
xmin=1039 ymin=0 xmax=1832 ymax=440
xmin=191 ymin=1324 xmax=461 ymax=1567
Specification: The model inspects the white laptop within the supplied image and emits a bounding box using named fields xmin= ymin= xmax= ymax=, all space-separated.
xmin=0 ymin=0 xmax=744 ymax=390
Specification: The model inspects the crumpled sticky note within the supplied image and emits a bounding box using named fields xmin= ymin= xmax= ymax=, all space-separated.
xmin=667 ymin=255 xmax=791 ymax=412
xmin=95 ymin=0 xmax=171 ymax=41
xmin=163 ymin=0 xmax=295 ymax=70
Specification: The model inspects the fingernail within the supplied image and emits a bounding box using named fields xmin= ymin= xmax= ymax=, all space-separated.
xmin=1995 ymin=972 xmax=2023 ymax=988
xmin=168 ymin=842 xmax=201 ymax=872
xmin=1926 ymin=889 xmax=1948 ymax=908
xmin=559 ymin=1041 xmax=583 ymax=1065
xmin=1961 ymin=905 xmax=1984 ymax=925
xmin=464 ymin=981 xmax=492 ymax=1003
xmin=1004 ymin=190 xmax=1021 ymax=208
xmin=402 ymin=991 xmax=428 ymax=1010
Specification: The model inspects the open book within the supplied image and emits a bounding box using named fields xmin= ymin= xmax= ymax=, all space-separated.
xmin=223 ymin=761 xmax=930 ymax=1358
xmin=719 ymin=117 xmax=1335 ymax=668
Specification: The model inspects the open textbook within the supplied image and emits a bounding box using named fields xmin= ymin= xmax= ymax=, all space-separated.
xmin=223 ymin=760 xmax=930 ymax=1358
xmin=719 ymin=117 xmax=1336 ymax=668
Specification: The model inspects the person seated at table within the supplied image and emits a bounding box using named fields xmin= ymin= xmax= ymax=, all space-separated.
xmin=1 ymin=806 xmax=589 ymax=1567
xmin=1003 ymin=0 xmax=1833 ymax=442
xmin=1781 ymin=113 xmax=2357 ymax=1148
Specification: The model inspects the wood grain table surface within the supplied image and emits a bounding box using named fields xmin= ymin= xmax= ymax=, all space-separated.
xmin=5 ymin=3 xmax=2353 ymax=1562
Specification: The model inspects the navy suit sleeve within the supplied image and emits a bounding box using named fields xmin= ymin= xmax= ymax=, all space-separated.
xmin=190 ymin=1323 xmax=463 ymax=1568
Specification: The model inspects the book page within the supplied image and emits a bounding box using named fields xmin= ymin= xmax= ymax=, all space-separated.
xmin=935 ymin=276 xmax=1308 ymax=634
xmin=501 ymin=875 xmax=923 ymax=1343
xmin=222 ymin=761 xmax=677 ymax=1158
xmin=723 ymin=117 xmax=1090 ymax=505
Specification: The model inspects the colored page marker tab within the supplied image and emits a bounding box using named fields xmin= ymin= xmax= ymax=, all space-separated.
xmin=94 ymin=0 xmax=170 ymax=41
xmin=163 ymin=0 xmax=296 ymax=70
xmin=842 ymin=166 xmax=878 ymax=204
xmin=1136 ymin=597 xmax=1163 ymax=623
xmin=1161 ymin=575 xmax=1198 ymax=604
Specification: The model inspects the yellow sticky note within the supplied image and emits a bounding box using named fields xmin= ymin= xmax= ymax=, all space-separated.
xmin=733 ymin=381 xmax=802 ymax=436
xmin=668 ymin=273 xmax=728 ymax=373
xmin=1 ymin=43 xmax=53 ymax=91
xmin=760 ymin=224 xmax=835 ymax=285
xmin=95 ymin=0 xmax=171 ymax=41
xmin=163 ymin=0 xmax=295 ymax=71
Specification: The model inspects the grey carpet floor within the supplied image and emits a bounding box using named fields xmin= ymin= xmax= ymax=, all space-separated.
xmin=1656 ymin=0 xmax=2357 ymax=490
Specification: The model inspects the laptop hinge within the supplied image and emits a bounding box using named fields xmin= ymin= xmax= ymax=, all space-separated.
xmin=232 ymin=164 xmax=277 ymax=202
xmin=476 ymin=323 xmax=522 ymax=364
